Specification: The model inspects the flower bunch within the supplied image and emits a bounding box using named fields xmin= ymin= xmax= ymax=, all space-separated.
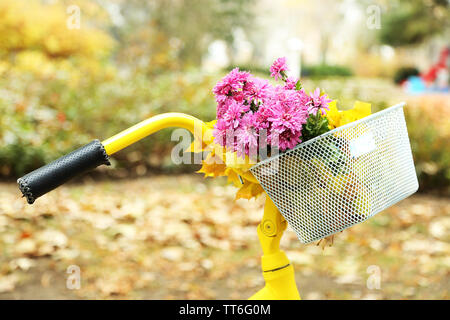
xmin=195 ymin=58 xmax=371 ymax=201
xmin=212 ymin=57 xmax=332 ymax=158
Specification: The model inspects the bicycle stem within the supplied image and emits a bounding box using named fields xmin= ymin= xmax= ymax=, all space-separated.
xmin=249 ymin=197 xmax=301 ymax=300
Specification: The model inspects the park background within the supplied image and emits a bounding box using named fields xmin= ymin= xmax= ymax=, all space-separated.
xmin=0 ymin=0 xmax=448 ymax=299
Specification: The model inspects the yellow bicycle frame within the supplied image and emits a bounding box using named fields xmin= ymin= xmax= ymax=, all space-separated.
xmin=102 ymin=113 xmax=301 ymax=300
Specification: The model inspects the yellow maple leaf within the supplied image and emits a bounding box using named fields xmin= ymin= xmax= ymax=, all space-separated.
xmin=190 ymin=122 xmax=263 ymax=199
xmin=235 ymin=180 xmax=265 ymax=200
xmin=326 ymin=100 xmax=340 ymax=129
xmin=185 ymin=120 xmax=216 ymax=153
xmin=224 ymin=167 xmax=242 ymax=187
xmin=340 ymin=101 xmax=371 ymax=126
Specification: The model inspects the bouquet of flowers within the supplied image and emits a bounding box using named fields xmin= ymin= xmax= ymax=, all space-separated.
xmin=190 ymin=57 xmax=419 ymax=246
xmin=192 ymin=57 xmax=371 ymax=201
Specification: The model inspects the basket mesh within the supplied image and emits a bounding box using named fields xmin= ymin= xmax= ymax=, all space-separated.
xmin=250 ymin=103 xmax=418 ymax=244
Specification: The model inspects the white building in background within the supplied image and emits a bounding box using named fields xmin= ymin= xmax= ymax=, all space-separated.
xmin=203 ymin=0 xmax=368 ymax=74
xmin=203 ymin=40 xmax=230 ymax=73
xmin=203 ymin=0 xmax=447 ymax=76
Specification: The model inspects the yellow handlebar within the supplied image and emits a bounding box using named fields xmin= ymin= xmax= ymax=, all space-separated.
xmin=102 ymin=113 xmax=211 ymax=155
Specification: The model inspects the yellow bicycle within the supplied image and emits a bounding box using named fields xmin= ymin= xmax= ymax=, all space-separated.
xmin=17 ymin=113 xmax=301 ymax=300
xmin=17 ymin=104 xmax=418 ymax=299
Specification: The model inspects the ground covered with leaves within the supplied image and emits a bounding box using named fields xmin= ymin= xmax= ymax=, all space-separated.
xmin=0 ymin=175 xmax=448 ymax=299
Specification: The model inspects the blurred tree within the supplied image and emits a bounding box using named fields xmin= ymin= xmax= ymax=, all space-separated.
xmin=0 ymin=0 xmax=115 ymax=81
xmin=0 ymin=0 xmax=116 ymax=176
xmin=0 ymin=0 xmax=112 ymax=57
xmin=378 ymin=0 xmax=449 ymax=47
xmin=114 ymin=0 xmax=255 ymax=72
xmin=0 ymin=0 xmax=222 ymax=177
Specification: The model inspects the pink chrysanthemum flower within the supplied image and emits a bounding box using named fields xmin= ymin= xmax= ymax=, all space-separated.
xmin=271 ymin=128 xmax=303 ymax=151
xmin=223 ymin=100 xmax=247 ymax=129
xmin=213 ymin=118 xmax=229 ymax=147
xmin=296 ymin=88 xmax=311 ymax=106
xmin=213 ymin=67 xmax=250 ymax=104
xmin=267 ymin=101 xmax=306 ymax=133
xmin=270 ymin=57 xmax=289 ymax=81
xmin=308 ymin=88 xmax=332 ymax=115
xmin=216 ymin=98 xmax=238 ymax=118
xmin=284 ymin=77 xmax=299 ymax=90
xmin=235 ymin=112 xmax=259 ymax=158
xmin=254 ymin=104 xmax=271 ymax=130
xmin=243 ymin=77 xmax=271 ymax=104
xmin=266 ymin=92 xmax=308 ymax=151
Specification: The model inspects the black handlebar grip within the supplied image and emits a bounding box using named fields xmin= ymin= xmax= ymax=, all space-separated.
xmin=17 ymin=139 xmax=110 ymax=204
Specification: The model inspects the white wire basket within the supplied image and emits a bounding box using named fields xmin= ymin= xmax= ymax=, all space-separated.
xmin=250 ymin=103 xmax=418 ymax=244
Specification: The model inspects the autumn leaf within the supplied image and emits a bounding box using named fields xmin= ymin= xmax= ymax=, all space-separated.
xmin=188 ymin=121 xmax=263 ymax=200
xmin=340 ymin=101 xmax=371 ymax=126
xmin=235 ymin=180 xmax=264 ymax=200
xmin=326 ymin=100 xmax=340 ymax=129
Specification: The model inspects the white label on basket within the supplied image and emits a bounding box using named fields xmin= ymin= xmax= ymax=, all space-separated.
xmin=349 ymin=132 xmax=376 ymax=158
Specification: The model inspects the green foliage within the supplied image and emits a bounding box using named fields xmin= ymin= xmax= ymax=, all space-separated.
xmin=302 ymin=64 xmax=353 ymax=78
xmin=301 ymin=113 xmax=330 ymax=142
xmin=0 ymin=0 xmax=113 ymax=60
xmin=0 ymin=71 xmax=217 ymax=177
xmin=225 ymin=64 xmax=271 ymax=77
xmin=0 ymin=0 xmax=225 ymax=178
xmin=393 ymin=67 xmax=420 ymax=84
xmin=378 ymin=0 xmax=449 ymax=46
xmin=118 ymin=0 xmax=255 ymax=68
